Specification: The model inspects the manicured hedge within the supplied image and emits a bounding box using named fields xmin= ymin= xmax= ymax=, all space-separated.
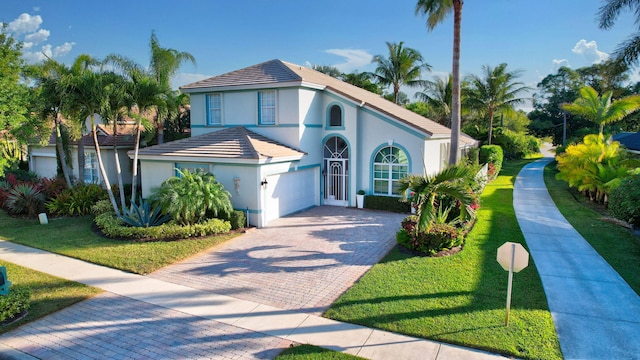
xmin=228 ymin=210 xmax=246 ymax=230
xmin=609 ymin=175 xmax=640 ymax=227
xmin=479 ymin=145 xmax=504 ymax=177
xmin=364 ymin=195 xmax=410 ymax=213
xmin=94 ymin=213 xmax=231 ymax=241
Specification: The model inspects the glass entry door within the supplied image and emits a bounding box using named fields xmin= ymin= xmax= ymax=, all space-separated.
xmin=323 ymin=137 xmax=348 ymax=206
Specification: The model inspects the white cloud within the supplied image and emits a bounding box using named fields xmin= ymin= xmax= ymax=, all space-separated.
xmin=172 ymin=73 xmax=212 ymax=90
xmin=552 ymin=59 xmax=570 ymax=69
xmin=324 ymin=48 xmax=373 ymax=73
xmin=7 ymin=13 xmax=43 ymax=34
xmin=53 ymin=42 xmax=74 ymax=57
xmin=24 ymin=29 xmax=50 ymax=45
xmin=572 ymin=39 xmax=609 ymax=64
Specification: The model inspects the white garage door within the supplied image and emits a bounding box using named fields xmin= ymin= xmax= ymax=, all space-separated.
xmin=33 ymin=156 xmax=58 ymax=179
xmin=265 ymin=168 xmax=317 ymax=224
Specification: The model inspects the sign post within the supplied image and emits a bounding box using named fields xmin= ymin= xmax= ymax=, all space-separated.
xmin=496 ymin=242 xmax=529 ymax=326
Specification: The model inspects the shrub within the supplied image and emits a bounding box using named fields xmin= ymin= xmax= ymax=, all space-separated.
xmin=120 ymin=199 xmax=171 ymax=228
xmin=6 ymin=183 xmax=45 ymax=217
xmin=363 ymin=195 xmax=410 ymax=213
xmin=493 ymin=129 xmax=540 ymax=159
xmin=0 ymin=285 xmax=31 ymax=323
xmin=227 ymin=210 xmax=246 ymax=230
xmin=467 ymin=147 xmax=480 ymax=166
xmin=609 ymin=175 xmax=640 ymax=227
xmin=46 ymin=183 xmax=108 ymax=216
xmin=95 ymin=213 xmax=231 ymax=240
xmin=0 ymin=180 xmax=10 ymax=208
xmin=91 ymin=199 xmax=114 ymax=216
xmin=3 ymin=169 xmax=40 ymax=184
xmin=151 ymin=170 xmax=233 ymax=225
xmin=479 ymin=145 xmax=504 ymax=177
xmin=39 ymin=176 xmax=68 ymax=200
xmin=397 ymin=216 xmax=462 ymax=255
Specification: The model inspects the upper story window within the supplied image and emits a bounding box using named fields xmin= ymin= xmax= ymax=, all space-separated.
xmin=258 ymin=90 xmax=276 ymax=125
xmin=207 ymin=93 xmax=222 ymax=126
xmin=329 ymin=105 xmax=342 ymax=127
xmin=373 ymin=146 xmax=409 ymax=196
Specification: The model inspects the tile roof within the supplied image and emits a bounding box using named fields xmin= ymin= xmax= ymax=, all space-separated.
xmin=181 ymin=59 xmax=477 ymax=145
xmin=135 ymin=126 xmax=306 ymax=161
xmin=46 ymin=124 xmax=139 ymax=148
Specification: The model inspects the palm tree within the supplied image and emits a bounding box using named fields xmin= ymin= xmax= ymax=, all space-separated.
xmin=398 ymin=165 xmax=475 ymax=233
xmin=149 ymin=31 xmax=196 ymax=144
xmin=341 ymin=71 xmax=383 ymax=94
xmin=464 ymin=63 xmax=530 ymax=144
xmin=415 ymin=74 xmax=453 ymax=126
xmin=62 ymin=70 xmax=121 ymax=216
xmin=562 ymin=85 xmax=640 ymax=135
xmin=416 ymin=0 xmax=463 ymax=164
xmin=312 ymin=65 xmax=342 ymax=78
xmin=598 ymin=0 xmax=640 ymax=67
xmin=372 ymin=41 xmax=431 ymax=104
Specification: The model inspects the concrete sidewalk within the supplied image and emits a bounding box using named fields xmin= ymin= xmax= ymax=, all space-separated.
xmin=513 ymin=157 xmax=640 ymax=359
xmin=0 ymin=241 xmax=506 ymax=360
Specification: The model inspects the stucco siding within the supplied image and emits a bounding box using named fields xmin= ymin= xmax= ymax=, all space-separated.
xmin=140 ymin=161 xmax=175 ymax=198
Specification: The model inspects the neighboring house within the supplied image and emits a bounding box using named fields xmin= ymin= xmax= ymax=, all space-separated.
xmin=30 ymin=122 xmax=138 ymax=185
xmin=613 ymin=132 xmax=640 ymax=155
xmin=134 ymin=59 xmax=478 ymax=227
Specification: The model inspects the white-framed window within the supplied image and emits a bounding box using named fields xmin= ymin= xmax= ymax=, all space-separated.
xmin=207 ymin=93 xmax=222 ymax=126
xmin=84 ymin=152 xmax=100 ymax=183
xmin=258 ymin=90 xmax=276 ymax=125
xmin=175 ymin=162 xmax=210 ymax=176
xmin=373 ymin=146 xmax=408 ymax=196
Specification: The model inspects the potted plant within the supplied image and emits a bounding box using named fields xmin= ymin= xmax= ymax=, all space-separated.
xmin=356 ymin=190 xmax=365 ymax=209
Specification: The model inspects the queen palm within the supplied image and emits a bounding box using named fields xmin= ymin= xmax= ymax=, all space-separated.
xmin=562 ymin=85 xmax=640 ymax=136
xmin=415 ymin=73 xmax=453 ymax=126
xmin=398 ymin=165 xmax=475 ymax=233
xmin=416 ymin=0 xmax=463 ymax=164
xmin=62 ymin=70 xmax=121 ymax=216
xmin=598 ymin=0 xmax=640 ymax=66
xmin=149 ymin=31 xmax=196 ymax=144
xmin=372 ymin=41 xmax=431 ymax=104
xmin=464 ymin=63 xmax=530 ymax=144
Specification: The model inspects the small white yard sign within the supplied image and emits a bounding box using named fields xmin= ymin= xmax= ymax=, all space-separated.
xmin=496 ymin=242 xmax=529 ymax=326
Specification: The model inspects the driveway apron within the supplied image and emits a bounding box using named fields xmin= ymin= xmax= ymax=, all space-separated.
xmin=151 ymin=206 xmax=406 ymax=315
xmin=514 ymin=158 xmax=640 ymax=359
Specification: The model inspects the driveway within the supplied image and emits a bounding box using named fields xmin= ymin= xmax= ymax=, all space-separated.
xmin=150 ymin=206 xmax=406 ymax=315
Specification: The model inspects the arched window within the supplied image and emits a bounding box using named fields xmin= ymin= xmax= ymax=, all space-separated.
xmin=329 ymin=105 xmax=342 ymax=127
xmin=373 ymin=146 xmax=408 ymax=195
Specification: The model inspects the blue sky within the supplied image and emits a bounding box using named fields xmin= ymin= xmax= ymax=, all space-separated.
xmin=2 ymin=0 xmax=637 ymax=110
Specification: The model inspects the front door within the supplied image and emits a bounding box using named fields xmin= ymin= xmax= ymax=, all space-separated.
xmin=323 ymin=137 xmax=348 ymax=206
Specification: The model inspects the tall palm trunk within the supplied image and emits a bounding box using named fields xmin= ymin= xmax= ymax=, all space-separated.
xmin=112 ymin=120 xmax=126 ymax=207
xmin=77 ymin=138 xmax=85 ymax=183
xmin=54 ymin=115 xmax=72 ymax=188
xmin=130 ymin=114 xmax=142 ymax=203
xmin=487 ymin=108 xmax=495 ymax=145
xmin=449 ymin=0 xmax=463 ymax=165
xmin=90 ymin=115 xmax=121 ymax=217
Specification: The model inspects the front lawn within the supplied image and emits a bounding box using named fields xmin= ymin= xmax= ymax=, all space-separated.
xmin=276 ymin=345 xmax=364 ymax=360
xmin=544 ymin=162 xmax=640 ymax=295
xmin=0 ymin=212 xmax=240 ymax=274
xmin=0 ymin=261 xmax=101 ymax=335
xmin=324 ymin=159 xmax=562 ymax=360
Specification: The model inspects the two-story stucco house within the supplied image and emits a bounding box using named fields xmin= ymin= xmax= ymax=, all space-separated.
xmin=134 ymin=59 xmax=478 ymax=227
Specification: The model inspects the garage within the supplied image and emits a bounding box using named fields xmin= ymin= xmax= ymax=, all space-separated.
xmin=264 ymin=168 xmax=318 ymax=224
xmin=30 ymin=154 xmax=57 ymax=179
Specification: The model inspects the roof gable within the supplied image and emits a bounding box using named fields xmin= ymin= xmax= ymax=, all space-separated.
xmin=135 ymin=126 xmax=306 ymax=161
xmin=181 ymin=59 xmax=302 ymax=90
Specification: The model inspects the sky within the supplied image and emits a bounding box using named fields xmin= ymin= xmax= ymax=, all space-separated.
xmin=1 ymin=0 xmax=638 ymax=111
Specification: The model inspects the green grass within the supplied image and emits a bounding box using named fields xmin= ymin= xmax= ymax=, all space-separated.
xmin=276 ymin=345 xmax=365 ymax=359
xmin=544 ymin=162 xmax=640 ymax=295
xmin=0 ymin=261 xmax=101 ymax=335
xmin=324 ymin=159 xmax=562 ymax=360
xmin=0 ymin=212 xmax=240 ymax=274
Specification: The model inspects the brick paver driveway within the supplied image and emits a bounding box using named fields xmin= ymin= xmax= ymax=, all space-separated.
xmin=151 ymin=206 xmax=405 ymax=315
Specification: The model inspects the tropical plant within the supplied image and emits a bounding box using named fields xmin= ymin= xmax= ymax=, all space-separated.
xmin=341 ymin=71 xmax=383 ymax=94
xmin=119 ymin=199 xmax=171 ymax=228
xmin=415 ymin=73 xmax=453 ymax=126
xmin=556 ymin=134 xmax=640 ymax=203
xmin=464 ymin=63 xmax=530 ymax=144
xmin=46 ymin=183 xmax=108 ymax=216
xmin=598 ymin=0 xmax=640 ymax=66
xmin=492 ymin=128 xmax=540 ymax=159
xmin=6 ymin=183 xmax=45 ymax=217
xmin=416 ymin=0 xmax=463 ymax=164
xmin=151 ymin=169 xmax=233 ymax=226
xmin=398 ymin=165 xmax=475 ymax=232
xmin=479 ymin=145 xmax=504 ymax=177
xmin=372 ymin=41 xmax=431 ymax=104
xmin=561 ymin=86 xmax=640 ymax=135
xmin=0 ymin=285 xmax=30 ymax=323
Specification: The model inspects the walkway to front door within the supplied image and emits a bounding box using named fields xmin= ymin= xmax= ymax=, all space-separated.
xmin=150 ymin=206 xmax=406 ymax=315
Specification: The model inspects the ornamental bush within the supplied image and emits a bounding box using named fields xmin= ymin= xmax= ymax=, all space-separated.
xmin=479 ymin=145 xmax=503 ymax=177
xmin=6 ymin=183 xmax=45 ymax=217
xmin=363 ymin=195 xmax=411 ymax=213
xmin=0 ymin=285 xmax=31 ymax=323
xmin=608 ymin=175 xmax=640 ymax=227
xmin=493 ymin=129 xmax=540 ymax=159
xmin=396 ymin=216 xmax=462 ymax=255
xmin=46 ymin=183 xmax=108 ymax=216
xmin=94 ymin=213 xmax=231 ymax=240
